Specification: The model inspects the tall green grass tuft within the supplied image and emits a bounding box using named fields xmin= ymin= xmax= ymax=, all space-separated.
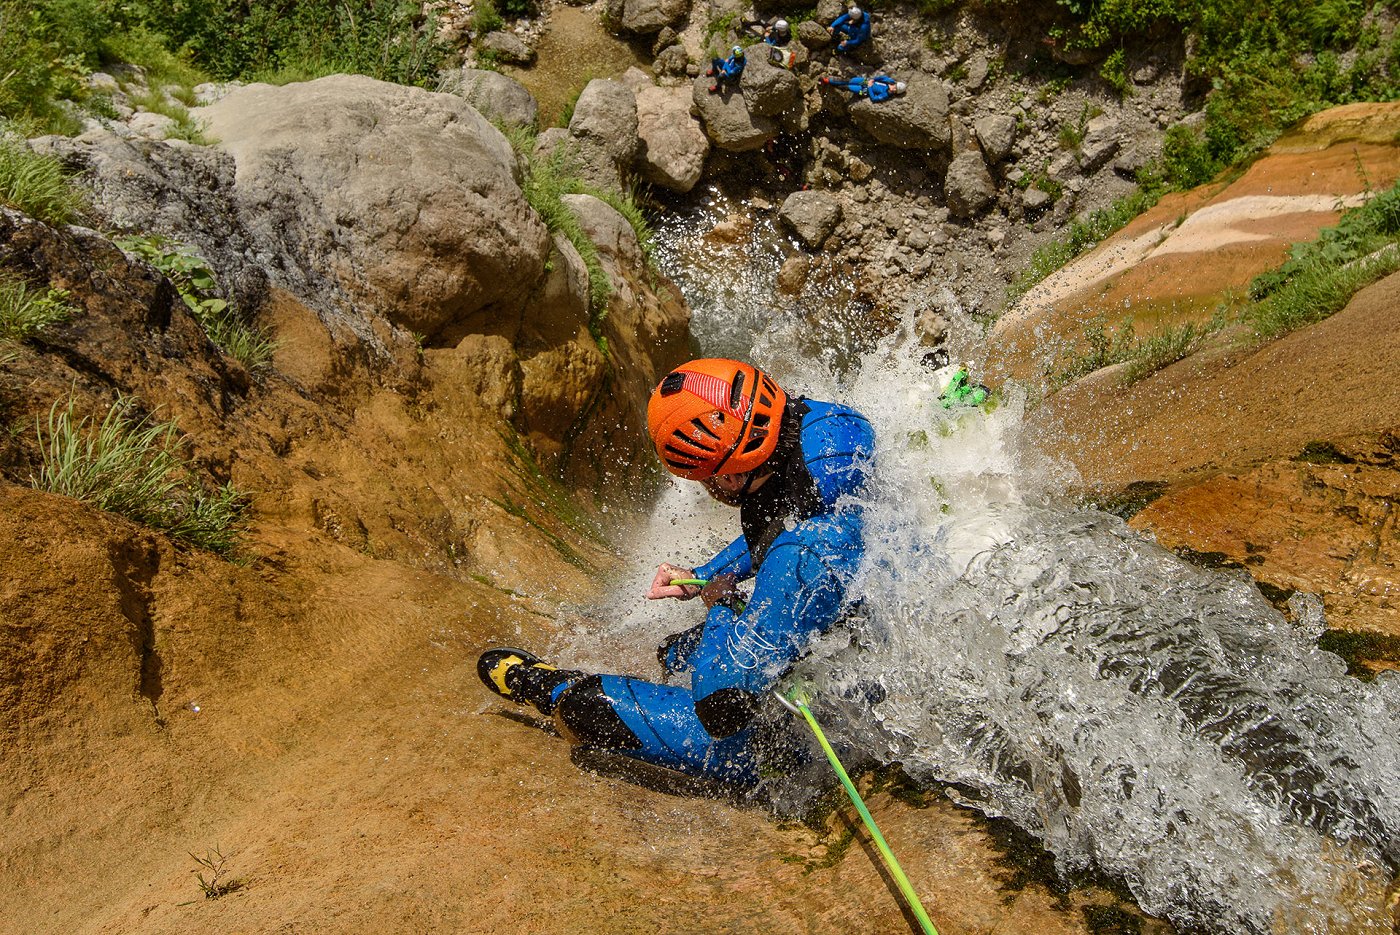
xmin=34 ymin=395 xmax=249 ymax=555
xmin=0 ymin=269 xmax=78 ymax=341
xmin=0 ymin=133 xmax=86 ymax=224
xmin=1049 ymin=310 xmax=1226 ymax=388
xmin=522 ymin=145 xmax=614 ymax=326
xmin=1247 ymin=181 xmax=1400 ymax=337
xmin=500 ymin=125 xmax=659 ymax=351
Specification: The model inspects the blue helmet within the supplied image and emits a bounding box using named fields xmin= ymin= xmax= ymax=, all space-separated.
xmin=732 ymin=44 xmax=745 ymax=58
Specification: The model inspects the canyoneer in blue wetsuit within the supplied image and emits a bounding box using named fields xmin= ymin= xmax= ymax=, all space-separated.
xmin=821 ymin=74 xmax=907 ymax=101
xmin=827 ymin=6 xmax=871 ymax=55
xmin=706 ymin=45 xmax=746 ymax=94
xmin=478 ymin=358 xmax=875 ymax=785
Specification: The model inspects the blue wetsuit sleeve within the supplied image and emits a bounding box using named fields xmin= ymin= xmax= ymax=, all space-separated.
xmin=690 ymin=513 xmax=863 ymax=703
xmin=801 ymin=403 xmax=876 ymax=504
xmin=830 ymin=13 xmax=851 ymax=34
xmin=695 ymin=534 xmax=753 ymax=580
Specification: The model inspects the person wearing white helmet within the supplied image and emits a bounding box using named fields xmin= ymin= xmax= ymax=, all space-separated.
xmin=763 ymin=17 xmax=792 ymax=46
xmin=828 ymin=5 xmax=871 ymax=54
xmin=819 ymin=73 xmax=908 ymax=102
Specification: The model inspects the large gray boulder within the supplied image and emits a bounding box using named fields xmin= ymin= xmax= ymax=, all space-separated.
xmin=944 ymin=149 xmax=996 ymax=217
xmin=690 ymin=76 xmax=776 ymax=152
xmin=1079 ymin=115 xmax=1122 ymax=173
xmin=196 ymin=75 xmax=550 ymax=339
xmin=633 ymin=83 xmax=709 ymax=193
xmin=654 ymin=44 xmax=689 ymax=77
xmin=974 ymin=113 xmax=1017 ymax=164
xmin=440 ymin=68 xmax=538 ymax=128
xmin=479 ymin=31 xmax=535 ymax=65
xmin=849 ymin=80 xmax=951 ymax=149
xmin=568 ymin=79 xmax=640 ymax=169
xmin=532 ymin=128 xmax=625 ymax=193
xmin=618 ymin=0 xmax=689 ymax=33
xmin=779 ymin=190 xmax=842 ymax=248
xmin=562 ymin=193 xmax=644 ymax=267
xmin=798 ymin=20 xmax=832 ymax=48
xmin=739 ymin=58 xmax=801 ymax=118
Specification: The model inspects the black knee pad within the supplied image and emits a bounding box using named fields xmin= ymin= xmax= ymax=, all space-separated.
xmin=554 ymin=675 xmax=643 ymax=750
xmin=695 ymin=688 xmax=759 ymax=739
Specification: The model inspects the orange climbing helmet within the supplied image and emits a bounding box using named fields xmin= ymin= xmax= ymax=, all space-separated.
xmin=647 ymin=358 xmax=787 ymax=480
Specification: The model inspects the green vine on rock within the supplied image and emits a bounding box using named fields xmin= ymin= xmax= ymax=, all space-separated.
xmin=114 ymin=233 xmax=276 ymax=371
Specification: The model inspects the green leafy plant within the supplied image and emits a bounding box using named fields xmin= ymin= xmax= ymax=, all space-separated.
xmin=1100 ymin=47 xmax=1131 ymax=96
xmin=0 ymin=269 xmax=77 ymax=341
xmin=114 ymin=234 xmax=276 ymax=371
xmin=35 ymin=395 xmax=249 ymax=555
xmin=0 ymin=132 xmax=86 ymax=224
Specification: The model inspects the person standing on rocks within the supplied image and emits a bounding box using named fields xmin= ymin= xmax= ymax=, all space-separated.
xmin=828 ymin=6 xmax=871 ymax=55
xmin=706 ymin=45 xmax=746 ymax=94
xmin=478 ymin=358 xmax=875 ymax=786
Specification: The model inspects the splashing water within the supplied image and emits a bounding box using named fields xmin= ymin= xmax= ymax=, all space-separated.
xmin=584 ymin=209 xmax=1400 ymax=932
xmin=824 ymin=340 xmax=1400 ymax=933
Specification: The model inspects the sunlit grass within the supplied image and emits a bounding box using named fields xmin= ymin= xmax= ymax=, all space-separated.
xmin=34 ymin=395 xmax=249 ymax=555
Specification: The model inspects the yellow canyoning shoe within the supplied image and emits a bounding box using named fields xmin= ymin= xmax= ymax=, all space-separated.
xmin=477 ymin=647 xmax=556 ymax=702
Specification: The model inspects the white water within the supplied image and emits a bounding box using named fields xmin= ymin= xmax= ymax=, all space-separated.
xmin=569 ymin=202 xmax=1400 ymax=933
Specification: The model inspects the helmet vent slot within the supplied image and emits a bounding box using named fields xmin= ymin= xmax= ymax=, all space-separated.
xmin=729 ymin=372 xmax=745 ymax=411
xmin=689 ymin=418 xmax=721 ymax=440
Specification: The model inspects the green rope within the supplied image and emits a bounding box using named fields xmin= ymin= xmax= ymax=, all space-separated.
xmin=776 ymin=686 xmax=939 ymax=935
xmin=666 ymin=578 xmax=934 ymax=929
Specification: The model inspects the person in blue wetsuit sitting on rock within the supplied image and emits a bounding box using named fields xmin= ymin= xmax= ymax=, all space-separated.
xmin=821 ymin=74 xmax=906 ymax=101
xmin=706 ymin=45 xmax=746 ymax=94
xmin=827 ymin=6 xmax=871 ymax=55
xmin=478 ymin=358 xmax=875 ymax=786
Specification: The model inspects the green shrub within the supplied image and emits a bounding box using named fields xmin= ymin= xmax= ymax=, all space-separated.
xmin=0 ymin=269 xmax=77 ymax=341
xmin=1099 ymin=47 xmax=1131 ymax=97
xmin=1160 ymin=123 xmax=1219 ymax=190
xmin=473 ymin=0 xmax=505 ymax=36
xmin=0 ymin=132 xmax=86 ymax=224
xmin=118 ymin=0 xmax=450 ymax=90
xmin=0 ymin=0 xmax=111 ymax=133
xmin=114 ymin=234 xmax=276 ymax=371
xmin=34 ymin=394 xmax=249 ymax=555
